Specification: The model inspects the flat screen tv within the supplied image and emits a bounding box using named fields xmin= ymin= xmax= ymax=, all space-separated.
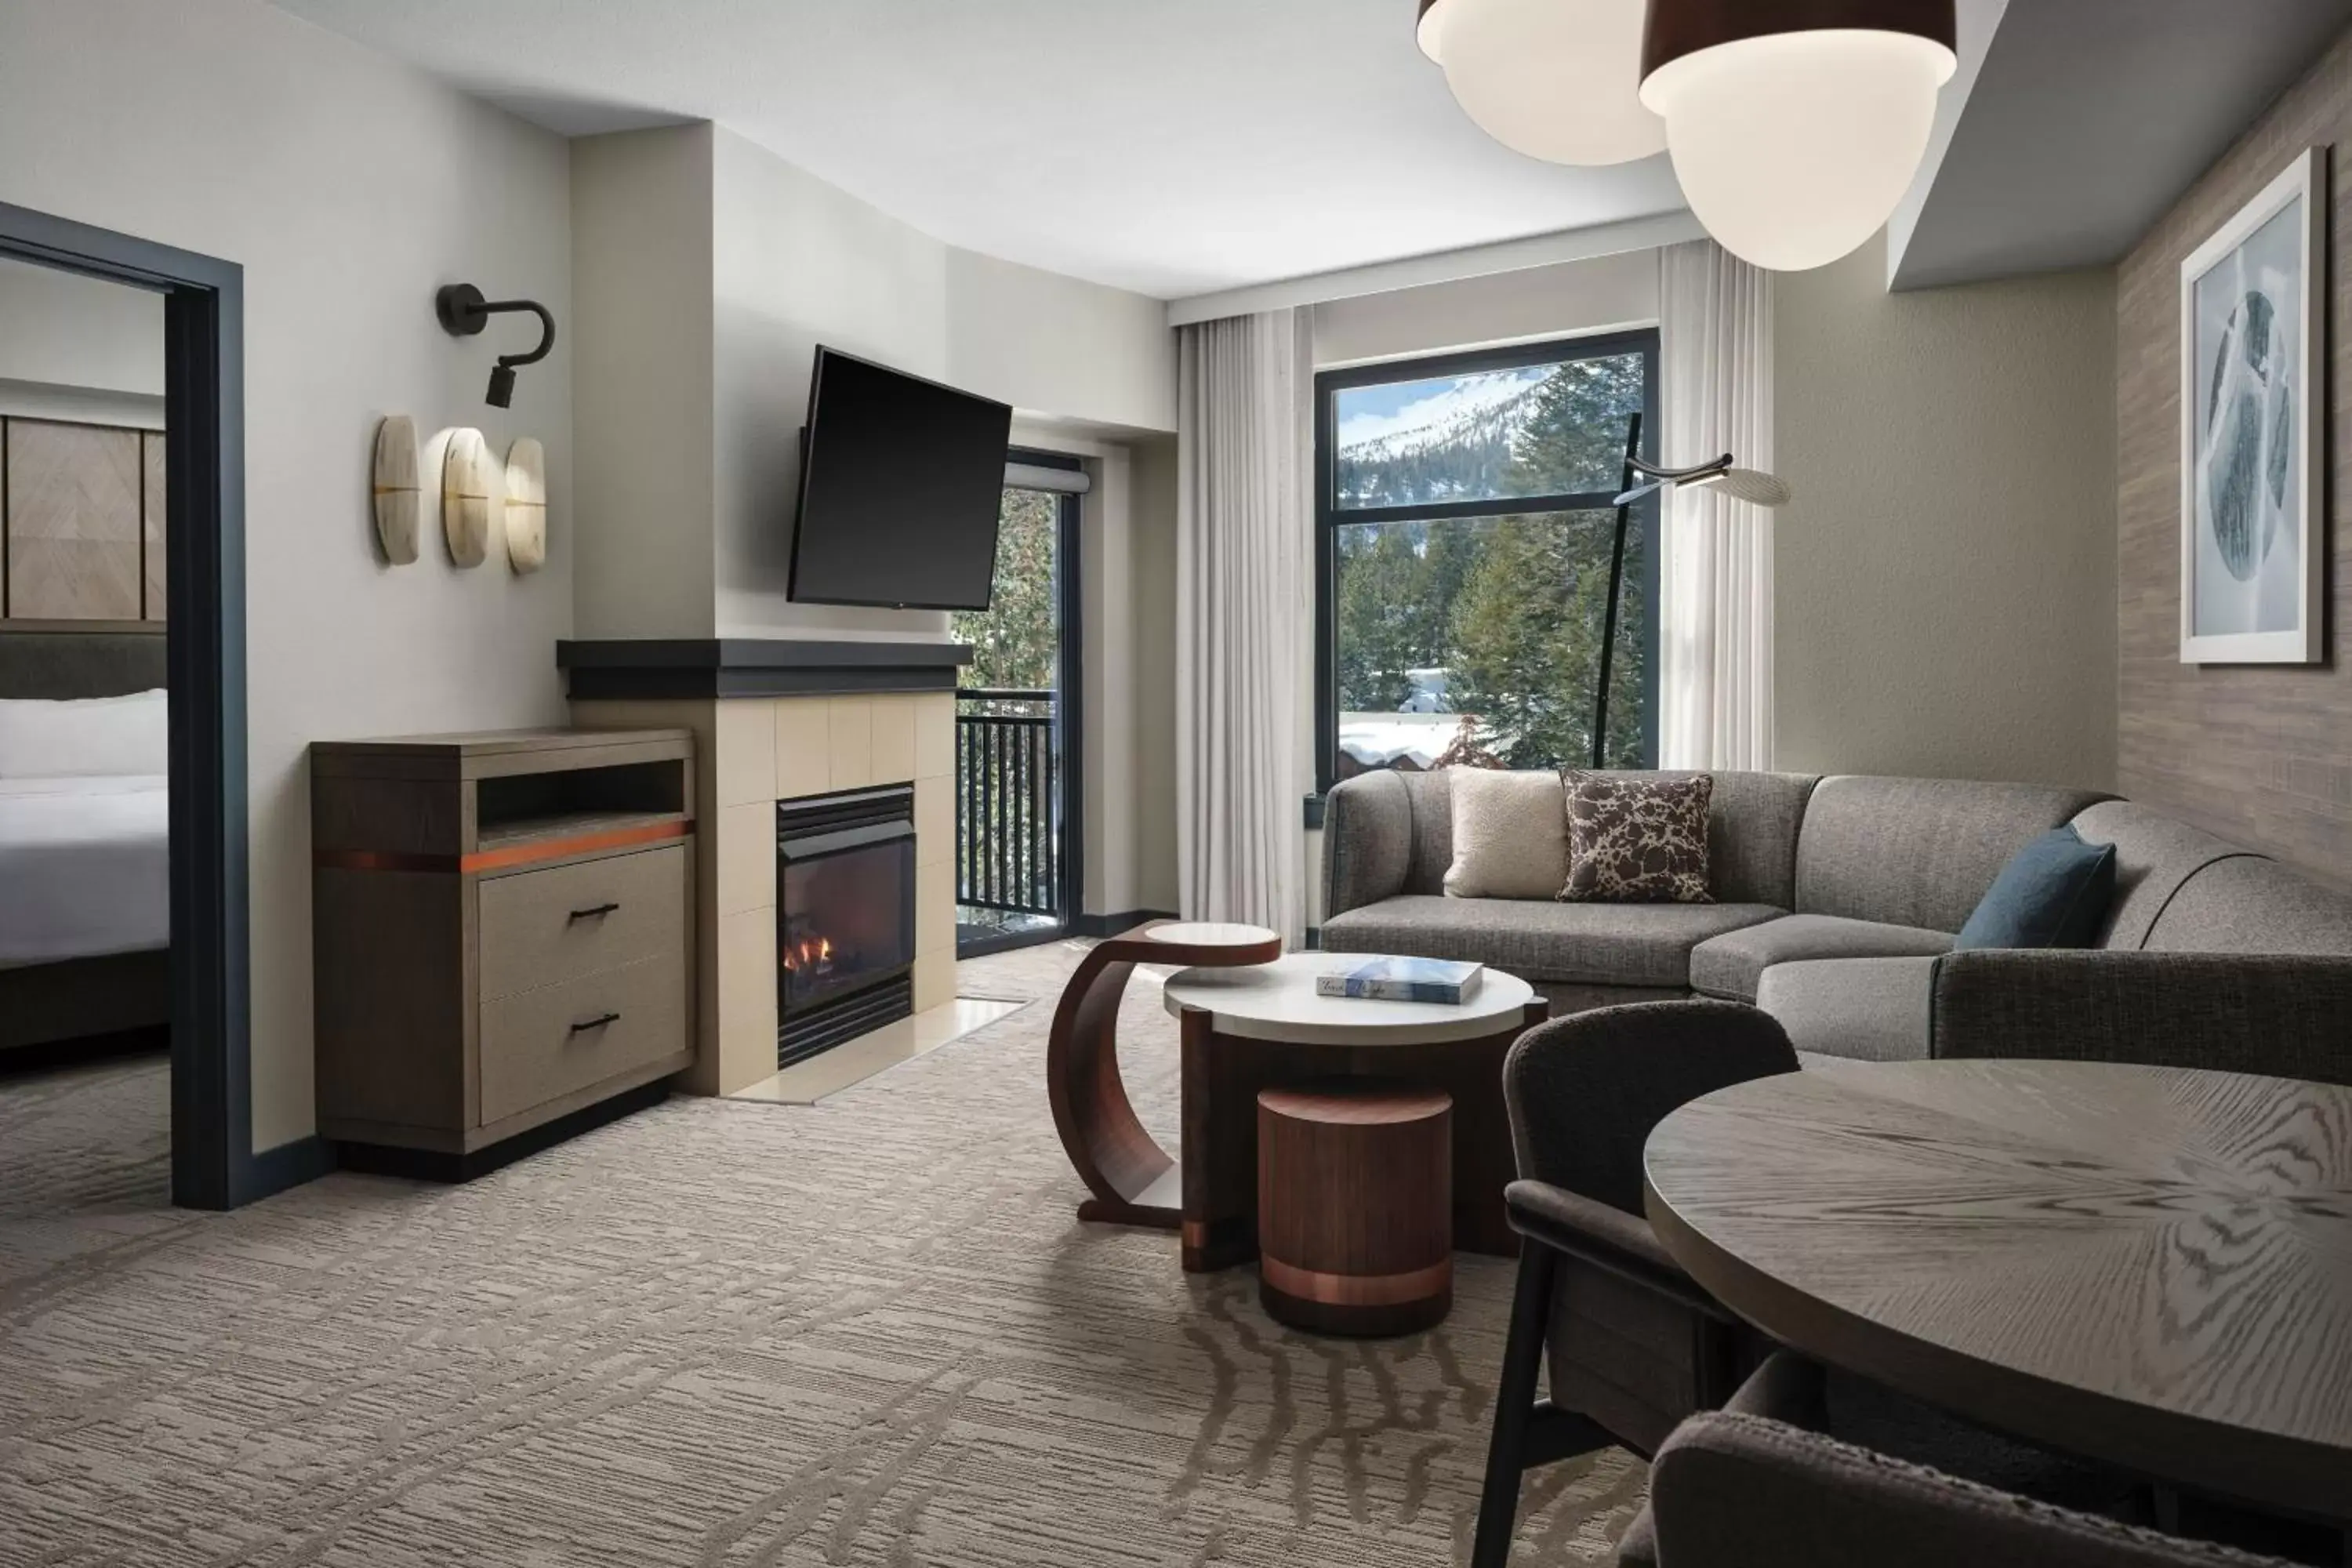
xmin=787 ymin=347 xmax=1014 ymax=611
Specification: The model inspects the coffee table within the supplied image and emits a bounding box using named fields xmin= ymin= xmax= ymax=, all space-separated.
xmin=1163 ymin=953 xmax=1543 ymax=1271
xmin=1643 ymin=1058 xmax=2352 ymax=1522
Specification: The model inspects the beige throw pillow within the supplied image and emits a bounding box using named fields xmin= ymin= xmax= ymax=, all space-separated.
xmin=1443 ymin=768 xmax=1570 ymax=901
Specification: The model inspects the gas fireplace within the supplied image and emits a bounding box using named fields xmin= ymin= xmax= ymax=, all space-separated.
xmin=777 ymin=786 xmax=917 ymax=1065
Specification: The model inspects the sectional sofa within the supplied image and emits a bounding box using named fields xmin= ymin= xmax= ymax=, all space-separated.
xmin=1319 ymin=769 xmax=2352 ymax=1079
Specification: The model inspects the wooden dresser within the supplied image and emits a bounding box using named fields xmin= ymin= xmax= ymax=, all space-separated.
xmin=310 ymin=728 xmax=697 ymax=1172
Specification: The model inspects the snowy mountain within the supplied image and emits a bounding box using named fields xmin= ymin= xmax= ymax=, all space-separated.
xmin=1334 ymin=372 xmax=1546 ymax=510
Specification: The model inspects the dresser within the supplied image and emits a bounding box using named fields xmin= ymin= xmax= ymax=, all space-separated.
xmin=310 ymin=728 xmax=696 ymax=1173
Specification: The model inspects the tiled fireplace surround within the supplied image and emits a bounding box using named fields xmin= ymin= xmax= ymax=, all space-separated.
xmin=570 ymin=691 xmax=958 ymax=1095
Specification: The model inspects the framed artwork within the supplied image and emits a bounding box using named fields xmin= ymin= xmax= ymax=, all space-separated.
xmin=2180 ymin=146 xmax=2325 ymax=664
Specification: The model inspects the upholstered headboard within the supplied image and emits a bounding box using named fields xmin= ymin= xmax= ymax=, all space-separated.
xmin=0 ymin=630 xmax=169 ymax=699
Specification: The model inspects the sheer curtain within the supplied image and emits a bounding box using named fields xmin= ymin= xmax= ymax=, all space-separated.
xmin=1660 ymin=239 xmax=1776 ymax=770
xmin=1175 ymin=308 xmax=1312 ymax=946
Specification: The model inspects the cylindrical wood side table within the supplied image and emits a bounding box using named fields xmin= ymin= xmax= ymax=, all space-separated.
xmin=1255 ymin=1083 xmax=1453 ymax=1337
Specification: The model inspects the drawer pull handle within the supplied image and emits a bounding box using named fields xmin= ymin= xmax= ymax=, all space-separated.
xmin=567 ymin=902 xmax=622 ymax=922
xmin=568 ymin=1011 xmax=622 ymax=1034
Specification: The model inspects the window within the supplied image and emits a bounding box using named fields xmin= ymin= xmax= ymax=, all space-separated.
xmin=1315 ymin=331 xmax=1658 ymax=792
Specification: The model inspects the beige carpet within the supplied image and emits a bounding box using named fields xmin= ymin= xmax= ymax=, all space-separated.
xmin=0 ymin=938 xmax=1642 ymax=1566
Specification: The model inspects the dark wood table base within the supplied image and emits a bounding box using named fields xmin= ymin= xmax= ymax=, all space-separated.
xmin=1257 ymin=1083 xmax=1454 ymax=1337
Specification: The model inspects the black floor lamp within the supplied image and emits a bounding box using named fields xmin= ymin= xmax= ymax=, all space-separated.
xmin=1587 ymin=416 xmax=1791 ymax=769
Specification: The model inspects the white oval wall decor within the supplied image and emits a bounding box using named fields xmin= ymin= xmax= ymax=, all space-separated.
xmin=441 ymin=427 xmax=495 ymax=568
xmin=503 ymin=436 xmax=547 ymax=574
xmin=371 ymin=415 xmax=421 ymax=564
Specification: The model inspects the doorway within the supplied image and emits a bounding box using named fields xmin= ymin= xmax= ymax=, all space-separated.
xmin=951 ymin=451 xmax=1083 ymax=957
xmin=0 ymin=201 xmax=249 ymax=1210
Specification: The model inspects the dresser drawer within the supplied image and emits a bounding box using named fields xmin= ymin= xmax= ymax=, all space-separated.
xmin=478 ymin=953 xmax=686 ymax=1124
xmin=477 ymin=844 xmax=688 ymax=1003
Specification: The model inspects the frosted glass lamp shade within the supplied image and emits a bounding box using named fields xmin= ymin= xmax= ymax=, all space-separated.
xmin=1641 ymin=25 xmax=1955 ymax=270
xmin=1421 ymin=0 xmax=1666 ymax=167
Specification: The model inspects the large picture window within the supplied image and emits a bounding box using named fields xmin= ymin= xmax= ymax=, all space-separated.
xmin=1314 ymin=331 xmax=1659 ymax=793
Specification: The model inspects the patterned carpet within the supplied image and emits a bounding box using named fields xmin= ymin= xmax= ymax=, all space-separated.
xmin=0 ymin=938 xmax=1642 ymax=1567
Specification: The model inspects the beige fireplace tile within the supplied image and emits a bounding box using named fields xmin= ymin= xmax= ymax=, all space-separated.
xmin=913 ymin=948 xmax=955 ymax=1013
xmin=913 ymin=691 xmax=955 ymax=779
xmin=916 ymin=856 xmax=955 ymax=956
xmin=775 ymin=698 xmax=830 ymax=800
xmin=716 ymin=903 xmax=779 ymax=1094
xmin=714 ymin=801 xmax=775 ymax=915
xmin=913 ymin=775 xmax=953 ymax=866
xmin=869 ymin=694 xmax=916 ymax=783
xmin=714 ymin=698 xmax=778 ymax=807
xmin=828 ymin=698 xmax=875 ymax=789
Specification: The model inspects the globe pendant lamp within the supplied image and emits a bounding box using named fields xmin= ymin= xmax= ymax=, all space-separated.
xmin=1639 ymin=0 xmax=1957 ymax=270
xmin=1417 ymin=0 xmax=1666 ymax=166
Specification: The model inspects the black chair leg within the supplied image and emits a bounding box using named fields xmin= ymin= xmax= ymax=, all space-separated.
xmin=1472 ymin=1240 xmax=1557 ymax=1568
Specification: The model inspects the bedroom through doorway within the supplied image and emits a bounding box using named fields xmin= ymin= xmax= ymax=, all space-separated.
xmin=0 ymin=252 xmax=176 ymax=1208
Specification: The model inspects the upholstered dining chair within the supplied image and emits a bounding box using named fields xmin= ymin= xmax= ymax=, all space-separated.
xmin=1470 ymin=1000 xmax=1798 ymax=1568
xmin=1617 ymin=1352 xmax=2296 ymax=1568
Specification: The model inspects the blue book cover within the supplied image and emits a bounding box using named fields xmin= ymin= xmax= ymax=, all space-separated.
xmin=1315 ymin=956 xmax=1484 ymax=1004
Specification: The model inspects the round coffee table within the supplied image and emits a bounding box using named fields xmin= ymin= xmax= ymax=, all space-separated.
xmin=1163 ymin=953 xmax=1543 ymax=1271
xmin=1643 ymin=1058 xmax=2352 ymax=1520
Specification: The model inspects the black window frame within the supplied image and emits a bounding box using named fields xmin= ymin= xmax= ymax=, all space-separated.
xmin=1312 ymin=328 xmax=1661 ymax=797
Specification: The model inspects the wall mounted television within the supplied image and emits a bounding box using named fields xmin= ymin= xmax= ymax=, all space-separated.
xmin=786 ymin=347 xmax=1014 ymax=611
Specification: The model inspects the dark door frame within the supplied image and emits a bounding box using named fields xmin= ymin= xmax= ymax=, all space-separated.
xmin=955 ymin=451 xmax=1084 ymax=959
xmin=0 ymin=200 xmax=267 ymax=1210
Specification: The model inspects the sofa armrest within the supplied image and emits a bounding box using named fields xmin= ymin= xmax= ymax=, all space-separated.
xmin=1931 ymin=949 xmax=2352 ymax=1084
xmin=1320 ymin=771 xmax=1414 ymax=920
xmin=1504 ymin=1180 xmax=1732 ymax=1322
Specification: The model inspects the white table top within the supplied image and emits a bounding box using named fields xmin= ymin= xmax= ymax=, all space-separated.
xmin=1161 ymin=953 xmax=1537 ymax=1046
xmin=1141 ymin=920 xmax=1279 ymax=949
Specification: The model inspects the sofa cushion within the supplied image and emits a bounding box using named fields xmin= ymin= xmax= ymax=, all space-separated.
xmin=1563 ymin=772 xmax=1714 ymax=903
xmin=1690 ymin=914 xmax=1952 ymax=1002
xmin=2143 ymin=855 xmax=2352 ymax=956
xmin=1322 ymin=769 xmax=1416 ymax=919
xmin=1319 ymin=894 xmax=1783 ymax=987
xmin=1795 ymin=776 xmax=2113 ymax=932
xmin=1952 ymin=826 xmax=2117 ymax=951
xmin=1756 ymin=957 xmax=1937 ymax=1063
xmin=1444 ymin=767 xmax=1568 ymax=899
xmin=2067 ymin=800 xmax=2259 ymax=950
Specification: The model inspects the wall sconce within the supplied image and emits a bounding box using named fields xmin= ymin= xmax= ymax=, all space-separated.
xmin=435 ymin=283 xmax=555 ymax=408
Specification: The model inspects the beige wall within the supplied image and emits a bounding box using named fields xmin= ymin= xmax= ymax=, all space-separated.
xmin=1310 ymin=249 xmax=1661 ymax=367
xmin=2115 ymin=28 xmax=2352 ymax=884
xmin=0 ymin=0 xmax=575 ymax=1153
xmin=1775 ymin=232 xmax=2117 ymax=788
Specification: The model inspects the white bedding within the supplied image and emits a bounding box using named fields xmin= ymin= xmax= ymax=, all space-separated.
xmin=0 ymin=774 xmax=169 ymax=966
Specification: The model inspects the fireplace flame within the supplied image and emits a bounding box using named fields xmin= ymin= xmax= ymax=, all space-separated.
xmin=781 ymin=935 xmax=836 ymax=974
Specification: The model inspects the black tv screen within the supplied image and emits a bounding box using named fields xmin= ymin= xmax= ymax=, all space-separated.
xmin=787 ymin=347 xmax=1014 ymax=611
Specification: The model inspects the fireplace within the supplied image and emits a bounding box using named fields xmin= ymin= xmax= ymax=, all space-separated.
xmin=777 ymin=786 xmax=917 ymax=1065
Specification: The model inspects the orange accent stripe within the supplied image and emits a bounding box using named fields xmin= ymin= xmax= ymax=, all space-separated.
xmin=1260 ymin=1253 xmax=1451 ymax=1308
xmin=315 ymin=819 xmax=688 ymax=876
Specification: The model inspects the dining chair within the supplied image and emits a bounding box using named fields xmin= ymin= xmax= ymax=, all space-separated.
xmin=1617 ymin=1352 xmax=2296 ymax=1568
xmin=1470 ymin=1000 xmax=1797 ymax=1568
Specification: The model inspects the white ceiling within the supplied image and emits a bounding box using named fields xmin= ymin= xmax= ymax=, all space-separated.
xmin=269 ymin=0 xmax=1689 ymax=301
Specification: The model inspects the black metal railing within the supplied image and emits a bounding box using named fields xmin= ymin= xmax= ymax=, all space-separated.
xmin=956 ymin=689 xmax=1062 ymax=917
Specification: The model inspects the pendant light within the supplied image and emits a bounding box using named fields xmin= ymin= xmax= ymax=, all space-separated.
xmin=1639 ymin=0 xmax=1957 ymax=270
xmin=1417 ymin=0 xmax=1665 ymax=167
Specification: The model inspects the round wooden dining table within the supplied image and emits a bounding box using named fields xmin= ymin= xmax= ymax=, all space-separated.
xmin=1642 ymin=1056 xmax=2352 ymax=1522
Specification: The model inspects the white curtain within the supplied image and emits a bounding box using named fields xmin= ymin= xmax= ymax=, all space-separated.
xmin=1176 ymin=309 xmax=1312 ymax=946
xmin=1660 ymin=239 xmax=1776 ymax=770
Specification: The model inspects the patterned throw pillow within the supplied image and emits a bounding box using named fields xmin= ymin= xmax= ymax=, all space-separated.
xmin=1559 ymin=772 xmax=1715 ymax=903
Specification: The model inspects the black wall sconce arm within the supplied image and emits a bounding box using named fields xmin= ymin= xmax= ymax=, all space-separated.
xmin=436 ymin=282 xmax=555 ymax=408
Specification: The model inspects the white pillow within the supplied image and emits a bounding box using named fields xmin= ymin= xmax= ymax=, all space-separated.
xmin=1443 ymin=767 xmax=1570 ymax=901
xmin=0 ymin=688 xmax=169 ymax=778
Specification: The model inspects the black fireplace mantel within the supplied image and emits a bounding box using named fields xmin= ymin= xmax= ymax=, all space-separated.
xmin=558 ymin=637 xmax=973 ymax=701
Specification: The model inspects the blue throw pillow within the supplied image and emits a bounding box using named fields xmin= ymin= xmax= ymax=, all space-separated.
xmin=1953 ymin=826 xmax=2118 ymax=951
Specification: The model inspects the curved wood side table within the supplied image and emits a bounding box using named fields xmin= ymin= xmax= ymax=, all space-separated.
xmin=1047 ymin=920 xmax=1281 ymax=1231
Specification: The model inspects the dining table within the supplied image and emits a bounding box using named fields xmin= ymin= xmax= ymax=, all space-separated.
xmin=1642 ymin=1054 xmax=2352 ymax=1523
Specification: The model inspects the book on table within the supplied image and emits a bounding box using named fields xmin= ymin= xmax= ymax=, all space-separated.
xmin=1316 ymin=956 xmax=1484 ymax=1004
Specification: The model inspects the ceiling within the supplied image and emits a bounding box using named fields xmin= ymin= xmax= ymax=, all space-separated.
xmin=1894 ymin=0 xmax=2352 ymax=289
xmin=267 ymin=0 xmax=1687 ymax=300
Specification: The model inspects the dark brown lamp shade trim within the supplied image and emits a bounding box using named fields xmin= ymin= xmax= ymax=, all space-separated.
xmin=1642 ymin=0 xmax=1956 ymax=80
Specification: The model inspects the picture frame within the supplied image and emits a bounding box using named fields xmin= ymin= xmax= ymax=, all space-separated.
xmin=2179 ymin=146 xmax=2326 ymax=665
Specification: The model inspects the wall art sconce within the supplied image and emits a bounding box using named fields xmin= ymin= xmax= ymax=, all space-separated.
xmin=441 ymin=427 xmax=495 ymax=568
xmin=435 ymin=282 xmax=555 ymax=408
xmin=503 ymin=437 xmax=547 ymax=575
xmin=371 ymin=415 xmax=421 ymax=564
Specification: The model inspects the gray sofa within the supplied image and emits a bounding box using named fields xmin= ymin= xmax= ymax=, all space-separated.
xmin=1319 ymin=768 xmax=2352 ymax=1076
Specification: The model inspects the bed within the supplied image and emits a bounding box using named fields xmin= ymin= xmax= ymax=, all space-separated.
xmin=0 ymin=630 xmax=171 ymax=1053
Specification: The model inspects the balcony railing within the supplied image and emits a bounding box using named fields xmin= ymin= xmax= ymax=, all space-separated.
xmin=956 ymin=689 xmax=1062 ymax=918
